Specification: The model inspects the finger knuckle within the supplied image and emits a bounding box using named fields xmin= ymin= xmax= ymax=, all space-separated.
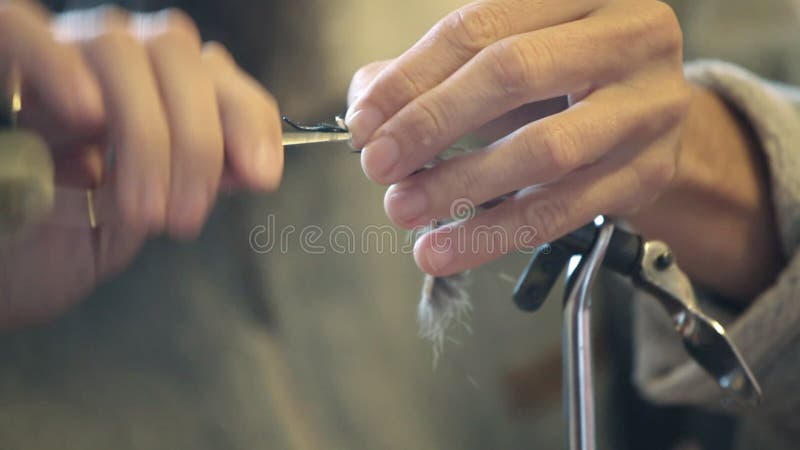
xmin=520 ymin=197 xmax=571 ymax=242
xmin=353 ymin=61 xmax=387 ymax=84
xmin=352 ymin=65 xmax=373 ymax=86
xmin=452 ymin=166 xmax=481 ymax=202
xmin=95 ymin=26 xmax=137 ymax=50
xmin=530 ymin=121 xmax=581 ymax=174
xmin=259 ymin=89 xmax=279 ymax=112
xmin=155 ymin=27 xmax=198 ymax=51
xmin=150 ymin=33 xmax=196 ymax=54
xmin=651 ymin=2 xmax=682 ymax=42
xmin=95 ymin=4 xmax=128 ymax=24
xmin=666 ymin=83 xmax=692 ymax=125
xmin=202 ymin=41 xmax=238 ymax=74
xmin=641 ymin=155 xmax=678 ymax=193
xmin=155 ymin=9 xmax=201 ymax=48
xmin=202 ymin=40 xmax=232 ymax=61
xmin=393 ymin=63 xmax=428 ymax=99
xmin=438 ymin=3 xmax=510 ymax=55
xmin=363 ymin=62 xmax=426 ymax=103
xmin=622 ymin=154 xmax=676 ymax=211
xmin=128 ymin=8 xmax=200 ymax=51
xmin=350 ymin=61 xmax=388 ymax=101
xmin=486 ymin=37 xmax=550 ymax=96
xmin=409 ymin=97 xmax=448 ymax=146
xmin=646 ymin=78 xmax=691 ymax=130
xmin=634 ymin=1 xmax=683 ymax=56
xmin=160 ymin=8 xmax=200 ymax=40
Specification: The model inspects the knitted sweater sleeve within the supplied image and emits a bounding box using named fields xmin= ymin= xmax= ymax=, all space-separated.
xmin=633 ymin=60 xmax=800 ymax=438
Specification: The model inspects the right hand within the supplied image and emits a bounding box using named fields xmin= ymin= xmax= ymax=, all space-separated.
xmin=0 ymin=1 xmax=284 ymax=329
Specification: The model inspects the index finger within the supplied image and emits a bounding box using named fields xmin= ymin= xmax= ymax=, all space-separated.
xmin=0 ymin=2 xmax=104 ymax=130
xmin=345 ymin=0 xmax=603 ymax=148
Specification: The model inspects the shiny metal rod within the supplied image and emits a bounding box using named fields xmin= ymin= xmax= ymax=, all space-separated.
xmin=282 ymin=131 xmax=351 ymax=147
xmin=563 ymin=222 xmax=614 ymax=450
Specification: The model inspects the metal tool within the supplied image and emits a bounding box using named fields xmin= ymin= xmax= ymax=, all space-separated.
xmin=281 ymin=115 xmax=351 ymax=147
xmin=282 ymin=131 xmax=351 ymax=147
xmin=562 ymin=220 xmax=614 ymax=450
xmin=513 ymin=218 xmax=762 ymax=450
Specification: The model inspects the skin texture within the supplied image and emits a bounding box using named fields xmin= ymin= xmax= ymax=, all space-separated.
xmin=347 ymin=0 xmax=781 ymax=302
xmin=0 ymin=1 xmax=284 ymax=328
xmin=627 ymin=85 xmax=782 ymax=303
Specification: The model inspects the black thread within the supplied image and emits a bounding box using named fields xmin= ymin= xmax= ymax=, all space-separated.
xmin=282 ymin=116 xmax=348 ymax=133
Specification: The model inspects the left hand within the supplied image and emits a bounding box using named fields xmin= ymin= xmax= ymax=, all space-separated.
xmin=346 ymin=0 xmax=691 ymax=276
xmin=0 ymin=3 xmax=283 ymax=328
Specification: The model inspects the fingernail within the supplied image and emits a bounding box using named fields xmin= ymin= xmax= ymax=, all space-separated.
xmin=346 ymin=107 xmax=384 ymax=148
xmin=422 ymin=236 xmax=455 ymax=273
xmin=361 ymin=136 xmax=399 ymax=182
xmin=386 ymin=185 xmax=428 ymax=226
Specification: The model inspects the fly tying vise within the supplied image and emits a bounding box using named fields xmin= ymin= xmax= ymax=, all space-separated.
xmin=514 ymin=218 xmax=762 ymax=450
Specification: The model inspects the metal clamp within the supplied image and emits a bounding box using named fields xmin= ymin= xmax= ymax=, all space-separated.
xmin=514 ymin=218 xmax=762 ymax=450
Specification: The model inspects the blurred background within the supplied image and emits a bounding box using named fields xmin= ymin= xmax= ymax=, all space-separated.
xmin=0 ymin=0 xmax=798 ymax=449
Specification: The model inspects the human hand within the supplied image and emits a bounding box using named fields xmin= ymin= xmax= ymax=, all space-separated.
xmin=347 ymin=0 xmax=690 ymax=276
xmin=0 ymin=1 xmax=283 ymax=328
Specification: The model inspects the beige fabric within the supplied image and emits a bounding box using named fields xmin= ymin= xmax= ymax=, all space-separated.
xmin=634 ymin=60 xmax=800 ymax=448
